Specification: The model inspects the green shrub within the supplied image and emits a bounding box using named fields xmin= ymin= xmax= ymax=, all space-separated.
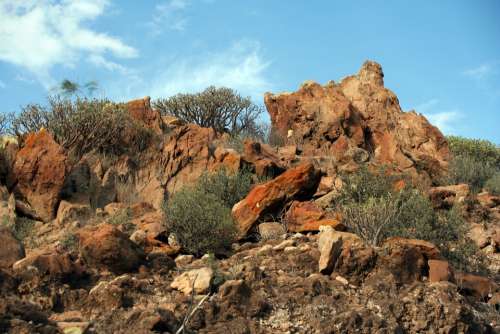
xmin=10 ymin=217 xmax=36 ymax=242
xmin=197 ymin=168 xmax=254 ymax=208
xmin=337 ymin=165 xmax=399 ymax=205
xmin=11 ymin=96 xmax=153 ymax=158
xmin=164 ymin=187 xmax=237 ymax=256
xmin=108 ymin=208 xmax=135 ymax=235
xmin=444 ymin=136 xmax=499 ymax=192
xmin=338 ymin=166 xmax=485 ymax=272
xmin=485 ymin=172 xmax=500 ymax=195
xmin=447 ymin=154 xmax=496 ymax=192
xmin=447 ymin=136 xmax=499 ymax=165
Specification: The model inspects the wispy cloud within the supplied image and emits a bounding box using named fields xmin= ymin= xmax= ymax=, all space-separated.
xmin=414 ymin=99 xmax=462 ymax=134
xmin=150 ymin=0 xmax=190 ymax=35
xmin=463 ymin=63 xmax=494 ymax=80
xmin=88 ymin=54 xmax=132 ymax=75
xmin=0 ymin=79 xmax=5 ymax=89
xmin=0 ymin=0 xmax=137 ymax=88
xmin=147 ymin=40 xmax=272 ymax=101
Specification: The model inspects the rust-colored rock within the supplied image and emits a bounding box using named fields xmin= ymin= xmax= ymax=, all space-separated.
xmin=455 ymin=273 xmax=498 ymax=301
xmin=428 ymin=184 xmax=470 ymax=209
xmin=265 ymin=61 xmax=450 ymax=182
xmin=13 ymin=248 xmax=84 ymax=279
xmin=126 ymin=96 xmax=162 ymax=133
xmin=285 ymin=200 xmax=343 ymax=232
xmin=232 ymin=162 xmax=320 ymax=236
xmin=428 ymin=259 xmax=454 ymax=283
xmin=242 ymin=141 xmax=285 ymax=177
xmin=79 ymin=224 xmax=145 ymax=274
xmin=0 ymin=227 xmax=25 ymax=269
xmin=13 ymin=129 xmax=68 ymax=222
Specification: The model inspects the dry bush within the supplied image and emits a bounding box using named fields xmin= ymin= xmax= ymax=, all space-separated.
xmin=153 ymin=86 xmax=263 ymax=137
xmin=11 ymin=96 xmax=153 ymax=158
xmin=485 ymin=172 xmax=500 ymax=195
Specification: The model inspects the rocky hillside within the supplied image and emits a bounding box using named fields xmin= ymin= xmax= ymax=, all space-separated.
xmin=0 ymin=61 xmax=498 ymax=333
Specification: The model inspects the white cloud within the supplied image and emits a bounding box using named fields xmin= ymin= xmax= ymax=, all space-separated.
xmin=147 ymin=41 xmax=272 ymax=101
xmin=463 ymin=63 xmax=497 ymax=80
xmin=150 ymin=0 xmax=190 ymax=35
xmin=0 ymin=0 xmax=137 ymax=88
xmin=88 ymin=54 xmax=131 ymax=75
xmin=414 ymin=98 xmax=462 ymax=134
xmin=0 ymin=80 xmax=5 ymax=89
xmin=424 ymin=110 xmax=462 ymax=134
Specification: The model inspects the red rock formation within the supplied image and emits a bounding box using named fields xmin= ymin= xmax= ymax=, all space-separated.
xmin=13 ymin=129 xmax=68 ymax=222
xmin=265 ymin=61 xmax=450 ymax=182
xmin=232 ymin=162 xmax=320 ymax=236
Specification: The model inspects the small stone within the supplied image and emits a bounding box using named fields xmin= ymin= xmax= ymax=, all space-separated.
xmin=256 ymin=244 xmax=273 ymax=255
xmin=170 ymin=267 xmax=213 ymax=295
xmin=273 ymin=239 xmax=295 ymax=251
xmin=175 ymin=254 xmax=194 ymax=267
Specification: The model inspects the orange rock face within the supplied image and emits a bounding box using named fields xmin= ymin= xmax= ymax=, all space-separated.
xmin=265 ymin=61 xmax=450 ymax=182
xmin=285 ymin=200 xmax=344 ymax=232
xmin=232 ymin=162 xmax=320 ymax=236
xmin=428 ymin=259 xmax=454 ymax=283
xmin=126 ymin=96 xmax=162 ymax=133
xmin=13 ymin=129 xmax=68 ymax=222
xmin=79 ymin=224 xmax=145 ymax=274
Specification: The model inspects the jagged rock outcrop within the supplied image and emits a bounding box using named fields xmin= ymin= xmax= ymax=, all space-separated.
xmin=265 ymin=61 xmax=450 ymax=182
xmin=12 ymin=129 xmax=68 ymax=222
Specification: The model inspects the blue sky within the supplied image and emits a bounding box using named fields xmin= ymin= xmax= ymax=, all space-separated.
xmin=0 ymin=1 xmax=499 ymax=143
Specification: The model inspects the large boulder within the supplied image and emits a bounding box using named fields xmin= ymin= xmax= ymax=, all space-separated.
xmin=285 ymin=200 xmax=344 ymax=232
xmin=78 ymin=224 xmax=145 ymax=274
xmin=265 ymin=61 xmax=450 ymax=182
xmin=0 ymin=226 xmax=25 ymax=269
xmin=13 ymin=248 xmax=84 ymax=279
xmin=13 ymin=129 xmax=68 ymax=222
xmin=232 ymin=162 xmax=321 ymax=236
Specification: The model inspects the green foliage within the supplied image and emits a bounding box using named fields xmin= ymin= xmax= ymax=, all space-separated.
xmin=10 ymin=217 xmax=35 ymax=242
xmin=337 ymin=165 xmax=399 ymax=205
xmin=60 ymin=232 xmax=79 ymax=252
xmin=197 ymin=168 xmax=254 ymax=208
xmin=11 ymin=96 xmax=153 ymax=158
xmin=445 ymin=136 xmax=500 ymax=192
xmin=338 ymin=166 xmax=483 ymax=272
xmin=485 ymin=172 xmax=500 ymax=195
xmin=153 ymin=86 xmax=263 ymax=136
xmin=447 ymin=136 xmax=499 ymax=166
xmin=164 ymin=187 xmax=237 ymax=256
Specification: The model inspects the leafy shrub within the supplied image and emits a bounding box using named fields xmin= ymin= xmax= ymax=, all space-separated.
xmin=338 ymin=166 xmax=484 ymax=272
xmin=485 ymin=172 xmax=500 ymax=195
xmin=153 ymin=86 xmax=263 ymax=136
xmin=108 ymin=208 xmax=135 ymax=235
xmin=11 ymin=96 xmax=153 ymax=158
xmin=445 ymin=136 xmax=499 ymax=192
xmin=447 ymin=154 xmax=496 ymax=192
xmin=164 ymin=187 xmax=237 ymax=256
xmin=447 ymin=136 xmax=499 ymax=166
xmin=10 ymin=217 xmax=35 ymax=242
xmin=197 ymin=168 xmax=254 ymax=208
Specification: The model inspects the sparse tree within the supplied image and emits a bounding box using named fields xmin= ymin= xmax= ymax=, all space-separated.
xmin=153 ymin=86 xmax=263 ymax=136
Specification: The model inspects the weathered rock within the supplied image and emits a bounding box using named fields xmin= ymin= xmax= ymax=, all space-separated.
xmin=258 ymin=222 xmax=286 ymax=240
xmin=126 ymin=96 xmax=162 ymax=133
xmin=477 ymin=192 xmax=500 ymax=208
xmin=318 ymin=226 xmax=362 ymax=274
xmin=378 ymin=238 xmax=441 ymax=284
xmin=242 ymin=141 xmax=285 ymax=177
xmin=170 ymin=267 xmax=213 ymax=295
xmin=428 ymin=259 xmax=454 ymax=283
xmin=232 ymin=162 xmax=320 ymax=236
xmin=13 ymin=129 xmax=68 ymax=222
xmin=285 ymin=200 xmax=343 ymax=232
xmin=13 ymin=248 xmax=84 ymax=279
xmin=0 ymin=226 xmax=25 ymax=269
xmin=428 ymin=184 xmax=470 ymax=209
xmin=455 ymin=273 xmax=498 ymax=301
xmin=79 ymin=224 xmax=145 ymax=274
xmin=264 ymin=61 xmax=449 ymax=182
xmin=56 ymin=200 xmax=93 ymax=225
